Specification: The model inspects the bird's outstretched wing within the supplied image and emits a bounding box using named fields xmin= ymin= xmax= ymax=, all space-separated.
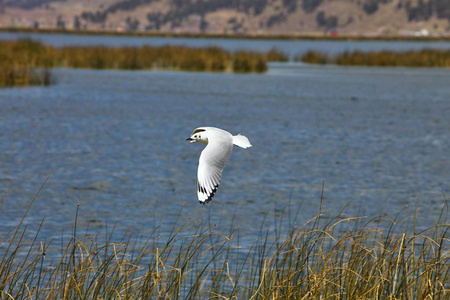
xmin=197 ymin=142 xmax=232 ymax=204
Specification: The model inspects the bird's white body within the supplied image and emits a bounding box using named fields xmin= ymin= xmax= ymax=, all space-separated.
xmin=187 ymin=127 xmax=251 ymax=204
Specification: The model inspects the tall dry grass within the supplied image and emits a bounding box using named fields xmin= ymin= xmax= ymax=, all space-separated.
xmin=1 ymin=181 xmax=449 ymax=299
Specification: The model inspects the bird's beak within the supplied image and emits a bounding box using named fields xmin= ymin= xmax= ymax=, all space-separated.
xmin=186 ymin=137 xmax=194 ymax=142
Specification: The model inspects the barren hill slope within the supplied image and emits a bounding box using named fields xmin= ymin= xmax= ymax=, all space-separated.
xmin=0 ymin=0 xmax=448 ymax=36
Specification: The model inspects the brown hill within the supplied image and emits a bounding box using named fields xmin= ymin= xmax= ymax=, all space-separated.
xmin=0 ymin=0 xmax=449 ymax=37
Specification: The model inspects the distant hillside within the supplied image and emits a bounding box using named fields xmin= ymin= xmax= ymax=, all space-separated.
xmin=0 ymin=0 xmax=449 ymax=37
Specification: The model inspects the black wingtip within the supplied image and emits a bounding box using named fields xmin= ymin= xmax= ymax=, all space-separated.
xmin=204 ymin=184 xmax=218 ymax=203
xmin=199 ymin=195 xmax=213 ymax=205
xmin=197 ymin=184 xmax=219 ymax=205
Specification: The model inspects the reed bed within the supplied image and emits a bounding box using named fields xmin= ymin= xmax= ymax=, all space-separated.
xmin=1 ymin=183 xmax=449 ymax=299
xmin=56 ymin=45 xmax=236 ymax=72
xmin=299 ymin=49 xmax=450 ymax=67
xmin=0 ymin=62 xmax=52 ymax=87
xmin=0 ymin=39 xmax=53 ymax=87
xmin=266 ymin=47 xmax=290 ymax=62
xmin=0 ymin=39 xmax=287 ymax=87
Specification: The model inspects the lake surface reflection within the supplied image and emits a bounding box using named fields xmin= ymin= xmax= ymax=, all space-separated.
xmin=0 ymin=61 xmax=449 ymax=249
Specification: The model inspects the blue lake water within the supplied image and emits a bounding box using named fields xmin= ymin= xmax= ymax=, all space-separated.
xmin=0 ymin=34 xmax=449 ymax=251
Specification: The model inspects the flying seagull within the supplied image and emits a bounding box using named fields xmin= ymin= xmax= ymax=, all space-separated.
xmin=187 ymin=127 xmax=252 ymax=204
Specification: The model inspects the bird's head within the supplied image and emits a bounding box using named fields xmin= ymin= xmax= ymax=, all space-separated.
xmin=187 ymin=128 xmax=208 ymax=145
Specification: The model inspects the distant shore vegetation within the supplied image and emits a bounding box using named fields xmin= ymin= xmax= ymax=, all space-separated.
xmin=2 ymin=37 xmax=449 ymax=88
xmin=299 ymin=49 xmax=450 ymax=67
xmin=0 ymin=39 xmax=289 ymax=87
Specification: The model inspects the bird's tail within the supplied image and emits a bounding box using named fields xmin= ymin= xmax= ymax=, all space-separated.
xmin=233 ymin=134 xmax=252 ymax=149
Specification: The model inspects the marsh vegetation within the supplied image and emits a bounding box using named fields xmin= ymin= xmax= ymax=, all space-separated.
xmin=0 ymin=39 xmax=290 ymax=87
xmin=2 ymin=185 xmax=449 ymax=299
xmin=0 ymin=39 xmax=53 ymax=87
xmin=2 ymin=37 xmax=449 ymax=88
xmin=299 ymin=49 xmax=450 ymax=67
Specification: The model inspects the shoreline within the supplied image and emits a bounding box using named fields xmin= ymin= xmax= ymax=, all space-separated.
xmin=2 ymin=27 xmax=450 ymax=42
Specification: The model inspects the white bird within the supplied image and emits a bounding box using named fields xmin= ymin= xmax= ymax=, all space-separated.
xmin=187 ymin=127 xmax=252 ymax=204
